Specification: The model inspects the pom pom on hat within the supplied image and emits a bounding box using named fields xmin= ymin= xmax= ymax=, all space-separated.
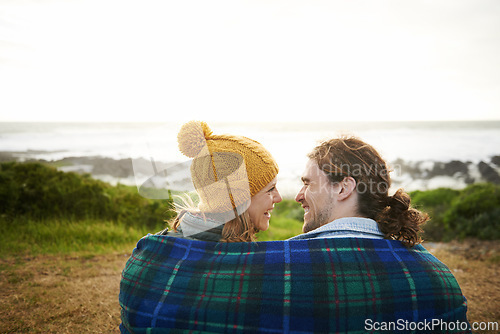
xmin=177 ymin=121 xmax=213 ymax=158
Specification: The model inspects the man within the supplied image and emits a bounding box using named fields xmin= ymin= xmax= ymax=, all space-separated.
xmin=288 ymin=136 xmax=471 ymax=332
xmin=290 ymin=135 xmax=427 ymax=245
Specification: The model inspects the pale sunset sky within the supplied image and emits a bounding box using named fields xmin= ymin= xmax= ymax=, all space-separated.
xmin=1 ymin=0 xmax=499 ymax=123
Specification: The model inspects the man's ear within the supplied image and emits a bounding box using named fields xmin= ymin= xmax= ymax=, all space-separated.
xmin=337 ymin=177 xmax=356 ymax=201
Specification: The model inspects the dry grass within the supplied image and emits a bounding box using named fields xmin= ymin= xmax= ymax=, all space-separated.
xmin=0 ymin=252 xmax=128 ymax=333
xmin=424 ymin=239 xmax=500 ymax=330
xmin=0 ymin=240 xmax=498 ymax=333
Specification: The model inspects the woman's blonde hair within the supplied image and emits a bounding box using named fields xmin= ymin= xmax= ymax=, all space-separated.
xmin=169 ymin=194 xmax=258 ymax=242
xmin=170 ymin=210 xmax=257 ymax=242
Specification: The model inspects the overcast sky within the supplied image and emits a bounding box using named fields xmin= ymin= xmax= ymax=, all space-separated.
xmin=1 ymin=0 xmax=499 ymax=122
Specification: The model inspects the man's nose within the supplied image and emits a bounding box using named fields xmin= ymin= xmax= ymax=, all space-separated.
xmin=295 ymin=186 xmax=305 ymax=203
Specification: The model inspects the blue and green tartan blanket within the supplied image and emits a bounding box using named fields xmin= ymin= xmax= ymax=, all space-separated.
xmin=119 ymin=235 xmax=470 ymax=333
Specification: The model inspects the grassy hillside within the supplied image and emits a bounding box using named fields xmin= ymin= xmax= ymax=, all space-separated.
xmin=0 ymin=162 xmax=175 ymax=256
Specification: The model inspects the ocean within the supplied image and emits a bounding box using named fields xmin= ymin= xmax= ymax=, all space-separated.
xmin=1 ymin=121 xmax=499 ymax=198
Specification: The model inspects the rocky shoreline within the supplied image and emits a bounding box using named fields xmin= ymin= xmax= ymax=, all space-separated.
xmin=1 ymin=151 xmax=499 ymax=195
xmin=390 ymin=157 xmax=500 ymax=190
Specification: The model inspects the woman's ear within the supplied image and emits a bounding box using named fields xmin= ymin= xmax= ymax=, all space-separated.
xmin=337 ymin=176 xmax=356 ymax=201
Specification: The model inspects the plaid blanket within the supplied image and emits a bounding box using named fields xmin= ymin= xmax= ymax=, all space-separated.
xmin=119 ymin=235 xmax=470 ymax=333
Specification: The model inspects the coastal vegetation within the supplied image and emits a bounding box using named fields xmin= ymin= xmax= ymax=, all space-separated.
xmin=0 ymin=162 xmax=175 ymax=256
xmin=410 ymin=183 xmax=500 ymax=241
xmin=0 ymin=162 xmax=499 ymax=255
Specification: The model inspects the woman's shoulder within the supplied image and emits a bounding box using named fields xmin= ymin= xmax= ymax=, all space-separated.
xmin=155 ymin=227 xmax=187 ymax=239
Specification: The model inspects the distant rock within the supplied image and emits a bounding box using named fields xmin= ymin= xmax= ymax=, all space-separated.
xmin=444 ymin=160 xmax=470 ymax=175
xmin=478 ymin=161 xmax=500 ymax=184
xmin=429 ymin=160 xmax=469 ymax=178
xmin=0 ymin=152 xmax=16 ymax=162
xmin=91 ymin=157 xmax=134 ymax=178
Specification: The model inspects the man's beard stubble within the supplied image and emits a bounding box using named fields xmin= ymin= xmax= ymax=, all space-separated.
xmin=302 ymin=202 xmax=334 ymax=233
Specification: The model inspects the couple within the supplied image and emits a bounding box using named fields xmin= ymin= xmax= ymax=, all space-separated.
xmin=120 ymin=121 xmax=470 ymax=333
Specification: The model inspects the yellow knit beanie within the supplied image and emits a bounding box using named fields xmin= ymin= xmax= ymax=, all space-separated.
xmin=177 ymin=121 xmax=279 ymax=212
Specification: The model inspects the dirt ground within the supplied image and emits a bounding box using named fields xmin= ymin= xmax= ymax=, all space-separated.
xmin=0 ymin=252 xmax=126 ymax=333
xmin=425 ymin=239 xmax=500 ymax=329
xmin=0 ymin=240 xmax=498 ymax=333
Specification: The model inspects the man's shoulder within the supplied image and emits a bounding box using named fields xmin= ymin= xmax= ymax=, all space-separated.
xmin=289 ymin=217 xmax=385 ymax=240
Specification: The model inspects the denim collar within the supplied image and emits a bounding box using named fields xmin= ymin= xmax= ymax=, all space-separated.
xmin=289 ymin=217 xmax=384 ymax=240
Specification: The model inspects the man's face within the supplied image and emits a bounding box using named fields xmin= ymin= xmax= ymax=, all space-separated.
xmin=295 ymin=159 xmax=339 ymax=233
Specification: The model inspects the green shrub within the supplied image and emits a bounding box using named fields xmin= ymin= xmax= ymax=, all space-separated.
xmin=0 ymin=162 xmax=175 ymax=229
xmin=411 ymin=184 xmax=500 ymax=241
xmin=410 ymin=188 xmax=460 ymax=241
xmin=257 ymin=200 xmax=304 ymax=241
xmin=274 ymin=199 xmax=305 ymax=221
xmin=443 ymin=183 xmax=500 ymax=240
xmin=411 ymin=188 xmax=460 ymax=208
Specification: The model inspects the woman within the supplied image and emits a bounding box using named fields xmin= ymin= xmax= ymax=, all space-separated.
xmin=120 ymin=121 xmax=283 ymax=333
xmin=159 ymin=120 xmax=283 ymax=242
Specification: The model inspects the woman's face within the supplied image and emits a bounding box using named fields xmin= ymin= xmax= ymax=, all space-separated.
xmin=248 ymin=177 xmax=282 ymax=231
